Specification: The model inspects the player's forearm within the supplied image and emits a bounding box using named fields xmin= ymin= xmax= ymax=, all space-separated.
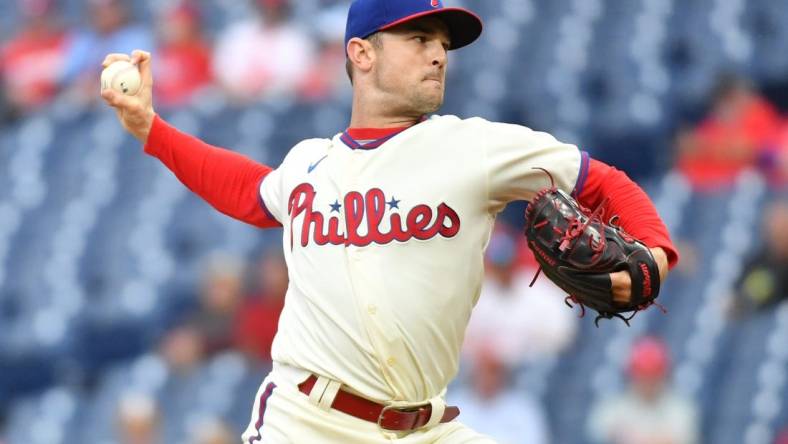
xmin=144 ymin=115 xmax=280 ymax=228
xmin=577 ymin=159 xmax=679 ymax=269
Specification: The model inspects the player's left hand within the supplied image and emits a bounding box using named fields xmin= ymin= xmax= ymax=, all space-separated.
xmin=524 ymin=187 xmax=665 ymax=325
xmin=611 ymin=247 xmax=669 ymax=304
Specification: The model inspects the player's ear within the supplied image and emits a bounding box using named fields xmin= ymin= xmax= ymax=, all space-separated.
xmin=347 ymin=37 xmax=375 ymax=75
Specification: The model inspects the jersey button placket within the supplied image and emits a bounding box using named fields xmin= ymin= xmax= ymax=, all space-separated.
xmin=347 ymin=155 xmax=401 ymax=388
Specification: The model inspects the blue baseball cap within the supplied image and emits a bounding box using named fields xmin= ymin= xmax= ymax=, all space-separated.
xmin=345 ymin=0 xmax=483 ymax=52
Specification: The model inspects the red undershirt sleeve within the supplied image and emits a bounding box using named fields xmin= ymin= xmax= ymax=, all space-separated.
xmin=143 ymin=115 xmax=281 ymax=229
xmin=574 ymin=157 xmax=679 ymax=269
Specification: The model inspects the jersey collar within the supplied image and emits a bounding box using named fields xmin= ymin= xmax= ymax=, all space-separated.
xmin=340 ymin=116 xmax=429 ymax=150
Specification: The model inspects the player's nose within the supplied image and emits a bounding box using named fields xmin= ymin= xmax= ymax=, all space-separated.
xmin=430 ymin=45 xmax=447 ymax=69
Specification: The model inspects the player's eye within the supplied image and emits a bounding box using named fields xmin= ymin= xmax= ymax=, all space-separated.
xmin=414 ymin=36 xmax=427 ymax=43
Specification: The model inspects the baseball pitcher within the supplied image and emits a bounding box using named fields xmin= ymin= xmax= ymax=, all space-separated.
xmin=100 ymin=0 xmax=679 ymax=442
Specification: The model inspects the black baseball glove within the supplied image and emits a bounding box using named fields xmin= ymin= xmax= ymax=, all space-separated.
xmin=523 ymin=181 xmax=662 ymax=326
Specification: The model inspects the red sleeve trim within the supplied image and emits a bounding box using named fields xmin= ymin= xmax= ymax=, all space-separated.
xmin=144 ymin=115 xmax=282 ymax=229
xmin=575 ymin=158 xmax=679 ymax=269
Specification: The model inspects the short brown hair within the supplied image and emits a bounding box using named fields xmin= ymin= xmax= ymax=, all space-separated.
xmin=346 ymin=33 xmax=382 ymax=84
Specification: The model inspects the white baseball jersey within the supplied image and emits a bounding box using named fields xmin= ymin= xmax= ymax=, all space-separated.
xmin=259 ymin=114 xmax=582 ymax=404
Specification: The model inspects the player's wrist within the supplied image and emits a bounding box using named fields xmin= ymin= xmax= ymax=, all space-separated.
xmin=141 ymin=108 xmax=156 ymax=143
xmin=139 ymin=110 xmax=161 ymax=150
xmin=649 ymin=247 xmax=669 ymax=282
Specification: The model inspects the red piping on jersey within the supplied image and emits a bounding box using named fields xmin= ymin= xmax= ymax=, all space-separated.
xmin=143 ymin=115 xmax=282 ymax=229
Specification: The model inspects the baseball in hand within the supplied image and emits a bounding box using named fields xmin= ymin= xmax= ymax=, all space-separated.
xmin=100 ymin=60 xmax=142 ymax=96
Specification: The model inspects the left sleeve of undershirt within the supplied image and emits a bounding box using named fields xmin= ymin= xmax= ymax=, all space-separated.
xmin=573 ymin=157 xmax=679 ymax=269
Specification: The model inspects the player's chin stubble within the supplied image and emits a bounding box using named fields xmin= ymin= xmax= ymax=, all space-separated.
xmin=376 ymin=64 xmax=443 ymax=116
xmin=408 ymin=82 xmax=444 ymax=115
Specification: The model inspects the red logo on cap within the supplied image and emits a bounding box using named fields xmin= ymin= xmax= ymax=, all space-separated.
xmin=431 ymin=0 xmax=439 ymax=7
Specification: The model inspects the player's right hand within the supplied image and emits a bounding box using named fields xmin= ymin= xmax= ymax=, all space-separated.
xmin=100 ymin=50 xmax=155 ymax=144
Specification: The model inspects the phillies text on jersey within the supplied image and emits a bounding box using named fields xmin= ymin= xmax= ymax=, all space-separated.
xmin=288 ymin=183 xmax=461 ymax=248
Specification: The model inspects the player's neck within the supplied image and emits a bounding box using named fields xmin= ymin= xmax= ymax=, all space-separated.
xmin=349 ymin=93 xmax=422 ymax=129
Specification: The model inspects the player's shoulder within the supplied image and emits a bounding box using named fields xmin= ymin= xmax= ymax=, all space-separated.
xmin=425 ymin=114 xmax=538 ymax=133
xmin=291 ymin=137 xmax=333 ymax=152
xmin=417 ymin=115 xmax=495 ymax=142
xmin=425 ymin=114 xmax=490 ymax=127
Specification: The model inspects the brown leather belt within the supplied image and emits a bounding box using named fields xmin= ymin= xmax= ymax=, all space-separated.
xmin=298 ymin=374 xmax=460 ymax=431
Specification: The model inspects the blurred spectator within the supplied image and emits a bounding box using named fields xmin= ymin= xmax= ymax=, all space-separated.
xmin=116 ymin=392 xmax=161 ymax=444
xmin=212 ymin=0 xmax=316 ymax=102
xmin=450 ymin=348 xmax=550 ymax=444
xmin=730 ymin=199 xmax=788 ymax=317
xmin=153 ymin=1 xmax=214 ymax=108
xmin=158 ymin=253 xmax=244 ymax=373
xmin=0 ymin=75 xmax=13 ymax=124
xmin=587 ymin=337 xmax=699 ymax=444
xmin=187 ymin=253 xmax=245 ymax=356
xmin=677 ymin=74 xmax=781 ymax=190
xmin=463 ymin=225 xmax=577 ymax=366
xmin=233 ymin=249 xmax=288 ymax=362
xmin=189 ymin=417 xmax=233 ymax=444
xmin=0 ymin=0 xmax=71 ymax=113
xmin=159 ymin=325 xmax=204 ymax=375
xmin=61 ymin=0 xmax=153 ymax=103
xmin=298 ymin=4 xmax=349 ymax=101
